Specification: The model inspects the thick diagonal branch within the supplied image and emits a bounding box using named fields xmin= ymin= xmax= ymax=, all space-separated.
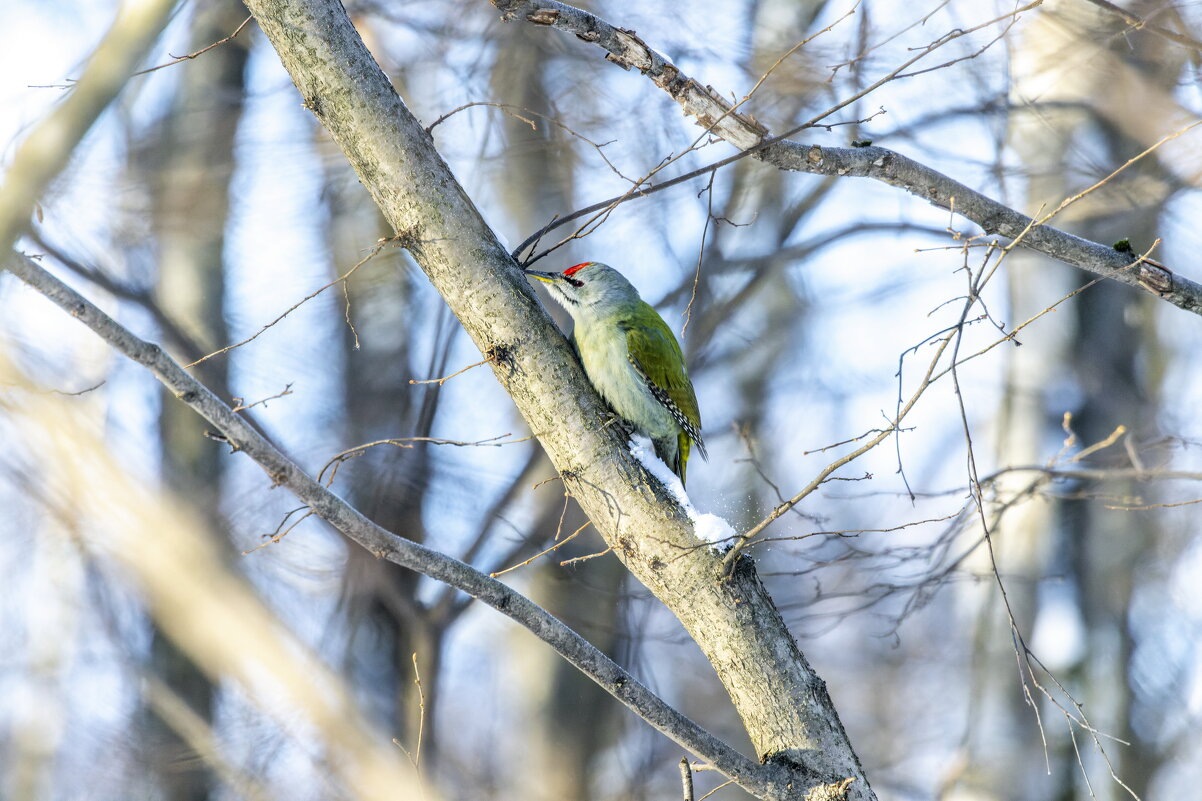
xmin=236 ymin=0 xmax=873 ymax=798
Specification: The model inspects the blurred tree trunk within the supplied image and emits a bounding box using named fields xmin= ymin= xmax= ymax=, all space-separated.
xmin=967 ymin=2 xmax=1178 ymax=798
xmin=961 ymin=5 xmax=1084 ymax=797
xmin=139 ymin=1 xmax=249 ymax=797
xmin=320 ymin=47 xmax=446 ymax=762
xmin=1062 ymin=1 xmax=1180 ymax=793
xmin=489 ymin=21 xmax=627 ymax=799
xmin=511 ymin=503 xmax=628 ymax=801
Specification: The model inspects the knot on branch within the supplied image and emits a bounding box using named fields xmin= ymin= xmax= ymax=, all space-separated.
xmin=301 ymin=93 xmax=324 ymax=118
xmin=526 ymin=8 xmax=558 ymax=24
xmin=386 ymin=226 xmax=424 ymax=252
xmin=486 ymin=343 xmax=515 ymax=373
xmin=763 ymin=753 xmax=857 ymax=801
xmin=804 ymin=777 xmax=856 ymax=801
xmin=1137 ymin=259 xmax=1174 ymax=296
xmin=1116 ymin=239 xmax=1175 ymax=296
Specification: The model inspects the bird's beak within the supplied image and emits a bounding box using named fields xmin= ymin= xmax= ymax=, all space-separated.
xmin=525 ymin=270 xmax=561 ymax=284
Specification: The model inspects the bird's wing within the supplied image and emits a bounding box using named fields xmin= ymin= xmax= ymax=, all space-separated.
xmin=623 ymin=306 xmax=706 ymax=458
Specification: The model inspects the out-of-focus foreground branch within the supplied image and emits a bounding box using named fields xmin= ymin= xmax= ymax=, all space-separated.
xmin=4 ymin=251 xmax=773 ymax=799
xmin=0 ymin=0 xmax=178 ymax=254
xmin=0 ymin=348 xmax=424 ymax=801
xmin=491 ymin=0 xmax=1202 ymax=316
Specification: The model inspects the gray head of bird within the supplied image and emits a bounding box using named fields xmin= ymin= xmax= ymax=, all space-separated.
xmin=526 ymin=262 xmax=640 ymax=316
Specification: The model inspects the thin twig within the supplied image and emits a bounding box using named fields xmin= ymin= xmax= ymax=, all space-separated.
xmin=1071 ymin=426 xmax=1127 ymax=463
xmin=318 ymin=434 xmax=525 ymax=485
xmin=28 ymin=379 xmax=107 ymax=397
xmin=231 ymin=383 xmax=294 ymax=413
xmin=411 ymin=653 xmax=426 ymax=769
xmin=560 ymin=545 xmax=613 ymax=567
xmin=697 ymin=779 xmax=736 ymax=801
xmin=187 ymin=239 xmax=392 ymax=368
xmin=490 ymin=522 xmax=590 ymax=578
xmin=409 ymin=357 xmax=490 ymax=385
xmin=242 ymin=508 xmax=315 ymax=554
xmin=681 ymin=173 xmax=716 ymax=335
xmin=134 ymin=15 xmax=255 ymax=76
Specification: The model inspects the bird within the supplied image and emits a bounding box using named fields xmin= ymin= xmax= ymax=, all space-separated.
xmin=527 ymin=261 xmax=706 ymax=485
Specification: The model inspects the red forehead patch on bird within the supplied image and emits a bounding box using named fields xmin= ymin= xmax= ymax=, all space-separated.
xmin=564 ymin=262 xmax=589 ymax=276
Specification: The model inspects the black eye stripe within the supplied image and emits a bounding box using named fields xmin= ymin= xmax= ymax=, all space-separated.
xmin=566 ymin=277 xmax=584 ymax=288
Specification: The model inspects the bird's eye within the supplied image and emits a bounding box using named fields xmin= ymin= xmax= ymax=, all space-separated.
xmin=566 ymin=276 xmax=584 ymax=288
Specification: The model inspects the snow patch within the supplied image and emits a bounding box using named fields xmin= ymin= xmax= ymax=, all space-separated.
xmin=691 ymin=513 xmax=736 ymax=553
xmin=628 ymin=435 xmax=686 ymax=502
xmin=629 ymin=437 xmax=736 ymax=553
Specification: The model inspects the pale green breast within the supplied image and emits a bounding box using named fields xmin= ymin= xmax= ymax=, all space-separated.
xmin=572 ymin=304 xmax=682 ymax=441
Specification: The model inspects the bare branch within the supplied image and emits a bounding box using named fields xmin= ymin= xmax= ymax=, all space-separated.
xmin=133 ymin=14 xmax=255 ymax=76
xmin=495 ymin=0 xmax=1202 ymax=316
